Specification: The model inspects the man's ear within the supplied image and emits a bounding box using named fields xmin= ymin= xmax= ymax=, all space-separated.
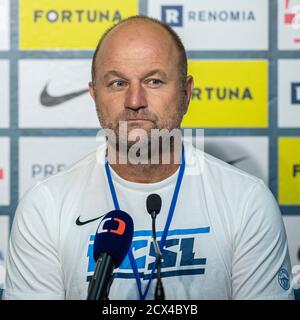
xmin=182 ymin=75 xmax=194 ymax=115
xmin=89 ymin=81 xmax=96 ymax=101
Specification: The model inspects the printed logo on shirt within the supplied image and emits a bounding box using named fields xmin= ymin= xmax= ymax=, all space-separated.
xmin=86 ymin=227 xmax=210 ymax=282
xmin=278 ymin=268 xmax=290 ymax=290
xmin=19 ymin=0 xmax=138 ymax=50
xmin=181 ymin=60 xmax=268 ymax=128
xmin=76 ymin=214 xmax=105 ymax=226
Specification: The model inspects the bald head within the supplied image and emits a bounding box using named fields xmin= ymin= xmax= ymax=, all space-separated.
xmin=91 ymin=16 xmax=187 ymax=86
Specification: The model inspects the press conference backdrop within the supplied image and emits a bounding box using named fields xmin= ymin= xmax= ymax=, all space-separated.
xmin=0 ymin=0 xmax=300 ymax=299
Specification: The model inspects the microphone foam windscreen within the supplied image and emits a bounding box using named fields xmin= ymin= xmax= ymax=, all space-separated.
xmin=93 ymin=210 xmax=134 ymax=268
xmin=146 ymin=194 xmax=162 ymax=215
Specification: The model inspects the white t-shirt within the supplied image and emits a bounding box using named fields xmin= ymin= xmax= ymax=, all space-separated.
xmin=4 ymin=142 xmax=294 ymax=300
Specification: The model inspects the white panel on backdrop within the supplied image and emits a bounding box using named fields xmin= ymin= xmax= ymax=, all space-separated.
xmin=0 ymin=60 xmax=9 ymax=128
xmin=0 ymin=138 xmax=10 ymax=205
xmin=148 ymin=0 xmax=268 ymax=50
xmin=283 ymin=216 xmax=300 ymax=270
xmin=0 ymin=0 xmax=10 ymax=51
xmin=278 ymin=60 xmax=300 ymax=127
xmin=278 ymin=0 xmax=300 ymax=50
xmin=203 ymin=136 xmax=269 ymax=185
xmin=19 ymin=60 xmax=99 ymax=128
xmin=19 ymin=137 xmax=99 ymax=198
xmin=0 ymin=215 xmax=9 ymax=289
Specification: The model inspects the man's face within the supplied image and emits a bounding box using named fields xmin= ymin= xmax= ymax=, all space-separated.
xmin=89 ymin=21 xmax=193 ymax=148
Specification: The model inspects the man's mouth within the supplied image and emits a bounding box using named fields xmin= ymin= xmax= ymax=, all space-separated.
xmin=126 ymin=119 xmax=153 ymax=122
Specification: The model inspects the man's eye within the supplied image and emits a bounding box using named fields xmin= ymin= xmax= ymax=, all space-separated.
xmin=147 ymin=79 xmax=163 ymax=86
xmin=111 ymin=80 xmax=126 ymax=88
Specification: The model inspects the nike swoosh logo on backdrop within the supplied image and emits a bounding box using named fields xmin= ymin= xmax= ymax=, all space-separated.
xmin=40 ymin=82 xmax=89 ymax=107
xmin=76 ymin=214 xmax=105 ymax=226
xmin=226 ymin=156 xmax=248 ymax=166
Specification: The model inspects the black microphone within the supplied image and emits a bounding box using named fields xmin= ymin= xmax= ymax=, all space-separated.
xmin=87 ymin=210 xmax=134 ymax=300
xmin=146 ymin=194 xmax=165 ymax=300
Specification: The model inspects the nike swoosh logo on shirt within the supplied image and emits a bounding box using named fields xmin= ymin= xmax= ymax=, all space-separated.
xmin=75 ymin=214 xmax=105 ymax=226
xmin=40 ymin=83 xmax=89 ymax=107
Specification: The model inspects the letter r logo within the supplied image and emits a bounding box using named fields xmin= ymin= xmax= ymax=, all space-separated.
xmin=161 ymin=6 xmax=183 ymax=27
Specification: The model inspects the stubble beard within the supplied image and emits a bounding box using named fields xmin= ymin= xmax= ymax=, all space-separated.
xmin=95 ymin=97 xmax=186 ymax=165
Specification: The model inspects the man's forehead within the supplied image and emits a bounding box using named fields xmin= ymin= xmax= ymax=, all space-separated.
xmin=103 ymin=69 xmax=168 ymax=81
xmin=96 ymin=21 xmax=177 ymax=63
xmin=98 ymin=56 xmax=174 ymax=80
xmin=100 ymin=49 xmax=170 ymax=67
xmin=102 ymin=20 xmax=172 ymax=46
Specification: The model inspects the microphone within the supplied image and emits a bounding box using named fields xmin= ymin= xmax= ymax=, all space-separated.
xmin=146 ymin=194 xmax=165 ymax=300
xmin=87 ymin=210 xmax=134 ymax=300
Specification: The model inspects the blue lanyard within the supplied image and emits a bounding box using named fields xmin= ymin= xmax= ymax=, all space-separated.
xmin=104 ymin=145 xmax=185 ymax=300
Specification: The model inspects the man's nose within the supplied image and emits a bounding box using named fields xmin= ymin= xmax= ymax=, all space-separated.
xmin=124 ymin=83 xmax=148 ymax=111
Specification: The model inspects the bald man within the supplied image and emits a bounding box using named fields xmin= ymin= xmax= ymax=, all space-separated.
xmin=4 ymin=16 xmax=294 ymax=300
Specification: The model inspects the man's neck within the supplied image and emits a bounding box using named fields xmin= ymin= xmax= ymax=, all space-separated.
xmin=107 ymin=143 xmax=182 ymax=183
xmin=109 ymin=162 xmax=180 ymax=183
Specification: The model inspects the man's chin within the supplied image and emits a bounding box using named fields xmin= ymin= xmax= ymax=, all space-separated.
xmin=124 ymin=138 xmax=150 ymax=150
xmin=126 ymin=120 xmax=155 ymax=132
